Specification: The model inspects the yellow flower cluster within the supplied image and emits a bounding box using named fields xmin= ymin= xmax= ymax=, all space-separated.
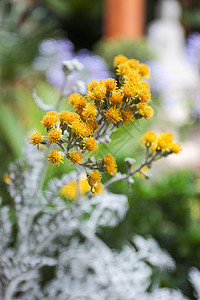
xmin=28 ymin=130 xmax=44 ymax=150
xmin=47 ymin=150 xmax=64 ymax=166
xmin=114 ymin=56 xmax=153 ymax=120
xmin=28 ymin=56 xmax=157 ymax=195
xmin=87 ymin=170 xmax=104 ymax=195
xmin=68 ymin=150 xmax=83 ymax=165
xmin=41 ymin=111 xmax=59 ymax=129
xmin=143 ymin=130 xmax=182 ymax=155
xmin=103 ymin=154 xmax=117 ymax=176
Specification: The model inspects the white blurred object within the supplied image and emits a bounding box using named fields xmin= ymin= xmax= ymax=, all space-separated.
xmin=0 ymin=141 xmax=188 ymax=300
xmin=161 ymin=91 xmax=190 ymax=125
xmin=189 ymin=268 xmax=200 ymax=300
xmin=167 ymin=141 xmax=200 ymax=170
xmin=148 ymin=0 xmax=200 ymax=125
xmin=148 ymin=0 xmax=199 ymax=89
xmin=148 ymin=0 xmax=184 ymax=63
xmin=71 ymin=80 xmax=87 ymax=94
xmin=62 ymin=58 xmax=84 ymax=73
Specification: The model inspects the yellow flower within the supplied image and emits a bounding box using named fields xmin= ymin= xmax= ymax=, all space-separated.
xmin=165 ymin=132 xmax=174 ymax=144
xmin=60 ymin=180 xmax=77 ymax=201
xmin=121 ymin=109 xmax=134 ymax=123
xmin=80 ymin=177 xmax=91 ymax=195
xmin=84 ymin=137 xmax=98 ymax=152
xmin=87 ymin=80 xmax=99 ymax=92
xmin=70 ymin=120 xmax=91 ymax=137
xmin=104 ymin=78 xmax=117 ymax=92
xmin=60 ymin=175 xmax=90 ymax=201
xmin=126 ymin=70 xmax=142 ymax=84
xmin=3 ymin=174 xmax=12 ymax=185
xmin=135 ymin=166 xmax=149 ymax=178
xmin=142 ymin=106 xmax=153 ymax=120
xmin=137 ymin=103 xmax=153 ymax=120
xmin=127 ymin=59 xmax=140 ymax=70
xmin=48 ymin=128 xmax=62 ymax=145
xmin=169 ymin=142 xmax=182 ymax=154
xmin=136 ymin=81 xmax=151 ymax=103
xmin=68 ymin=93 xmax=87 ymax=113
xmin=87 ymin=83 xmax=107 ymax=102
xmin=103 ymin=154 xmax=117 ymax=175
xmin=105 ymin=107 xmax=122 ymax=124
xmin=68 ymin=150 xmax=83 ymax=165
xmin=150 ymin=143 xmax=157 ymax=152
xmin=28 ymin=130 xmax=44 ymax=149
xmin=143 ymin=130 xmax=157 ymax=146
xmin=157 ymin=132 xmax=174 ymax=151
xmin=87 ymin=170 xmax=101 ymax=186
xmin=41 ymin=111 xmax=59 ymax=128
xmin=92 ymin=181 xmax=104 ymax=195
xmin=109 ymin=91 xmax=123 ymax=106
xmin=139 ymin=63 xmax=150 ymax=78
xmin=47 ymin=150 xmax=64 ymax=166
xmin=59 ymin=111 xmax=80 ymax=125
xmin=122 ymin=84 xmax=136 ymax=99
xmin=81 ymin=103 xmax=97 ymax=121
xmin=113 ymin=55 xmax=128 ymax=67
xmin=86 ymin=171 xmax=104 ymax=195
xmin=116 ymin=64 xmax=131 ymax=77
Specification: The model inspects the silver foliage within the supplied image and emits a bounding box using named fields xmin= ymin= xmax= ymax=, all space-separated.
xmin=0 ymin=141 xmax=188 ymax=300
xmin=32 ymin=89 xmax=55 ymax=112
xmin=189 ymin=267 xmax=200 ymax=300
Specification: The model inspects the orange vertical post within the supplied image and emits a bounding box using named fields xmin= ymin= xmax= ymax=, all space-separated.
xmin=103 ymin=0 xmax=146 ymax=39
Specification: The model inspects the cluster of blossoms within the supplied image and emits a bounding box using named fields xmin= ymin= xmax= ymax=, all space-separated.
xmin=143 ymin=130 xmax=182 ymax=155
xmin=137 ymin=130 xmax=182 ymax=177
xmin=29 ymin=55 xmax=181 ymax=196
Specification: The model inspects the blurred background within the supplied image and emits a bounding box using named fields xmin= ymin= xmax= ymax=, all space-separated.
xmin=0 ymin=0 xmax=200 ymax=298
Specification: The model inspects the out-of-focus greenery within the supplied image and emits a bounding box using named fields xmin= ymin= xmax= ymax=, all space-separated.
xmin=0 ymin=0 xmax=57 ymax=196
xmin=45 ymin=0 xmax=102 ymax=20
xmin=100 ymin=169 xmax=200 ymax=299
xmin=183 ymin=6 xmax=200 ymax=31
xmin=94 ymin=38 xmax=155 ymax=72
xmin=0 ymin=1 xmax=56 ymax=84
xmin=0 ymin=80 xmax=59 ymax=201
xmin=183 ymin=9 xmax=200 ymax=28
xmin=44 ymin=0 xmax=103 ymax=49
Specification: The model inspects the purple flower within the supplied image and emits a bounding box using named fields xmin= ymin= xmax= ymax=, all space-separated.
xmin=76 ymin=49 xmax=111 ymax=83
xmin=34 ymin=39 xmax=111 ymax=94
xmin=186 ymin=33 xmax=200 ymax=66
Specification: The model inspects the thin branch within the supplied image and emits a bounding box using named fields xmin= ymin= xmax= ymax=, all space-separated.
xmin=32 ymin=89 xmax=54 ymax=112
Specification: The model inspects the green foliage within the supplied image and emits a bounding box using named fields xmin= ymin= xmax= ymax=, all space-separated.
xmin=183 ymin=8 xmax=200 ymax=28
xmin=0 ymin=26 xmax=53 ymax=82
xmin=94 ymin=38 xmax=155 ymax=72
xmin=45 ymin=0 xmax=102 ymax=19
xmin=100 ymin=169 xmax=200 ymax=298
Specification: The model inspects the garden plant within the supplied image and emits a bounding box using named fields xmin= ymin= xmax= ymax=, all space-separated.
xmin=1 ymin=55 xmax=196 ymax=300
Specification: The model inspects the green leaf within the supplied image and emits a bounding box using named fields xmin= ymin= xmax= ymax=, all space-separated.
xmin=0 ymin=103 xmax=24 ymax=157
